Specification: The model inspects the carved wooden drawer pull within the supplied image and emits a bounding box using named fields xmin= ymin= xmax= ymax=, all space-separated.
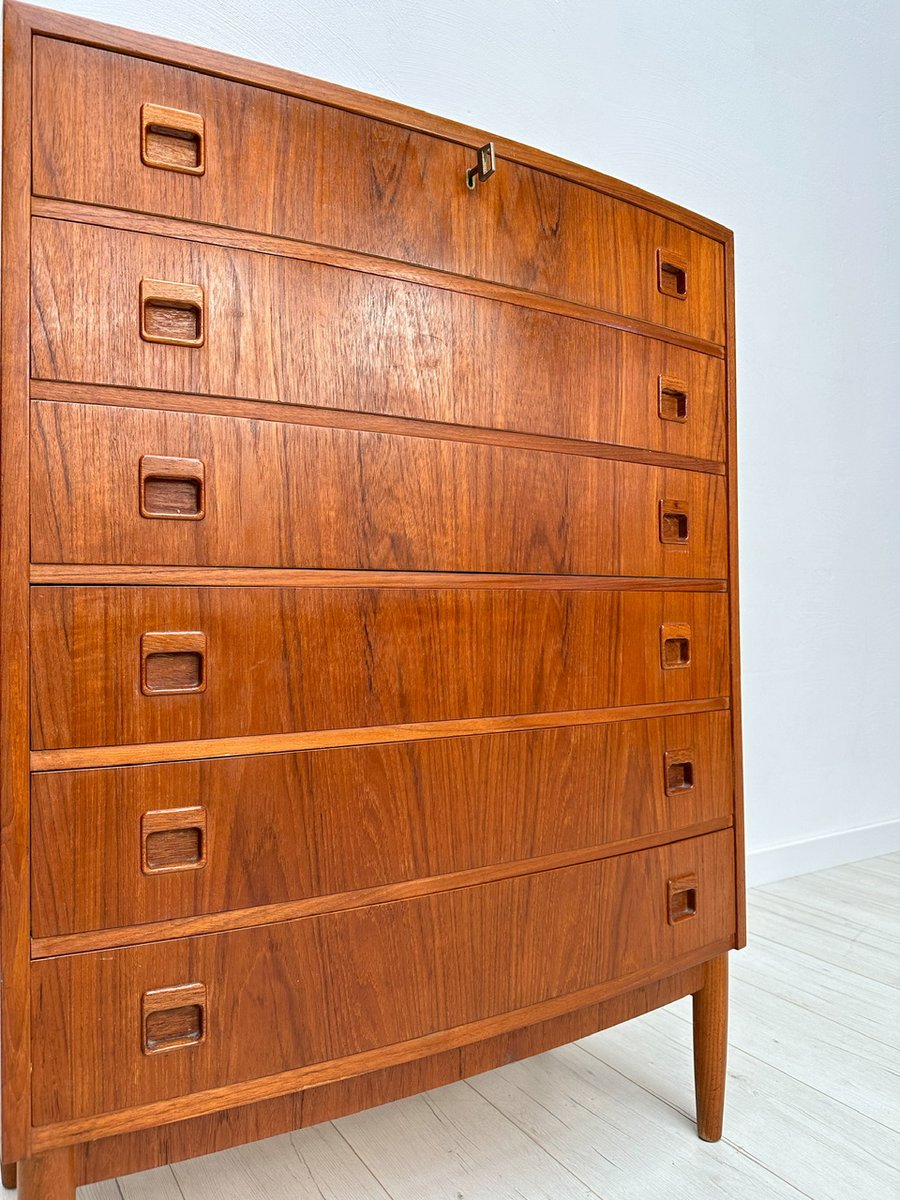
xmin=657 ymin=249 xmax=688 ymax=300
xmin=141 ymin=102 xmax=205 ymax=174
xmin=664 ymin=750 xmax=695 ymax=796
xmin=141 ymin=807 xmax=208 ymax=874
xmin=140 ymin=278 xmax=205 ymax=347
xmin=659 ymin=498 xmax=690 ymax=545
xmin=658 ymin=375 xmax=689 ymax=422
xmin=667 ymin=873 xmax=699 ymax=924
xmin=142 ymin=982 xmax=207 ymax=1054
xmin=660 ymin=623 xmax=691 ymax=669
xmin=140 ymin=630 xmax=207 ymax=695
xmin=140 ymin=454 xmax=206 ymax=520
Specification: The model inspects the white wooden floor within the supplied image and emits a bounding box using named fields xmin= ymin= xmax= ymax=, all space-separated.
xmin=74 ymin=853 xmax=900 ymax=1200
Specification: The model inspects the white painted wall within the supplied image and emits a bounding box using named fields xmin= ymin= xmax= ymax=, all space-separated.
xmin=11 ymin=1 xmax=900 ymax=881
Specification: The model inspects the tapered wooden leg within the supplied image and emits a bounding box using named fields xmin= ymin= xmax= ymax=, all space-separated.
xmin=692 ymin=952 xmax=729 ymax=1142
xmin=18 ymin=1147 xmax=75 ymax=1200
xmin=0 ymin=1163 xmax=16 ymax=1190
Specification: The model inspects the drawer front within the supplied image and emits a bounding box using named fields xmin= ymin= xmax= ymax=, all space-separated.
xmin=31 ymin=587 xmax=730 ymax=750
xmin=31 ymin=219 xmax=725 ymax=460
xmin=32 ymin=40 xmax=724 ymax=341
xmin=32 ymin=401 xmax=727 ymax=577
xmin=32 ymin=710 xmax=734 ymax=936
xmin=32 ymin=829 xmax=736 ymax=1122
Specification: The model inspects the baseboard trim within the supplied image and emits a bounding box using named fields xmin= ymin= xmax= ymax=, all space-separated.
xmin=747 ymin=819 xmax=900 ymax=887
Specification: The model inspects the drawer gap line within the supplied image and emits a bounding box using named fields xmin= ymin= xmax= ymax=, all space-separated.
xmin=29 ymin=380 xmax=728 ymax=475
xmin=31 ymin=201 xmax=726 ymax=359
xmin=30 ymin=566 xmax=729 ymax=591
xmin=31 ymin=816 xmax=734 ymax=957
xmin=29 ymin=698 xmax=732 ymax=771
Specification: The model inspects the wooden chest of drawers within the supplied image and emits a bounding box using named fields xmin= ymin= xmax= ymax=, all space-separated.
xmin=0 ymin=4 xmax=744 ymax=1195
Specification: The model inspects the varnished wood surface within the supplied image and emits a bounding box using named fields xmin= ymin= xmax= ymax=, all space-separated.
xmin=723 ymin=236 xmax=747 ymax=947
xmin=2 ymin=0 xmax=743 ymax=1179
xmin=31 ymin=710 xmax=734 ymax=937
xmin=32 ymin=38 xmax=725 ymax=341
xmin=32 ymin=819 xmax=732 ymax=958
xmin=14 ymin=3 xmax=731 ymax=241
xmin=30 ymin=379 xmax=726 ymax=478
xmin=33 ymin=939 xmax=735 ymax=1149
xmin=31 ymin=586 xmax=731 ymax=750
xmin=33 ymin=198 xmax=726 ymax=360
xmin=75 ymin=967 xmax=703 ymax=1185
xmin=31 ymin=564 xmax=728 ymax=590
xmin=30 ymin=697 xmax=731 ymax=773
xmin=17 ymin=1146 xmax=74 ymax=1200
xmin=0 ymin=0 xmax=34 ymax=1165
xmin=692 ymin=952 xmax=729 ymax=1141
xmin=31 ymin=219 xmax=726 ymax=453
xmin=31 ymin=831 xmax=735 ymax=1125
xmin=32 ymin=400 xmax=728 ymax=576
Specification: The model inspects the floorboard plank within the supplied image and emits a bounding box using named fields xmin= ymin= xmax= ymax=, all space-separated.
xmin=469 ymin=1041 xmax=814 ymax=1198
xmin=170 ymin=1125 xmax=394 ymax=1200
xmin=579 ymin=1004 xmax=900 ymax=1200
xmin=114 ymin=1165 xmax=184 ymax=1200
xmin=747 ymin=891 xmax=900 ymax=985
xmin=329 ymin=1082 xmax=604 ymax=1199
xmin=758 ymin=872 xmax=900 ymax=939
xmin=825 ymin=859 xmax=900 ymax=890
xmin=729 ymin=936 xmax=900 ymax=1045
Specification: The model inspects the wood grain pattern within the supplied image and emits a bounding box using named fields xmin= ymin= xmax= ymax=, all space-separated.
xmin=32 ymin=38 xmax=725 ymax=341
xmin=31 ymin=943 xmax=737 ymax=1150
xmin=31 ymin=820 xmax=732 ymax=958
xmin=31 ymin=400 xmax=728 ymax=576
xmin=30 ymin=586 xmax=731 ymax=750
xmin=141 ymin=103 xmax=205 ymax=175
xmin=4 ymin=0 xmax=742 ymax=1175
xmin=33 ymin=198 xmax=726 ymax=360
xmin=0 ymin=0 xmax=34 ymax=1166
xmin=723 ymin=234 xmax=747 ymax=947
xmin=17 ymin=1146 xmax=74 ymax=1200
xmin=30 ymin=379 xmax=726 ymax=478
xmin=31 ymin=831 xmax=735 ymax=1125
xmin=31 ymin=710 xmax=734 ymax=936
xmin=30 ymin=218 xmax=726 ymax=458
xmin=693 ymin=952 xmax=729 ymax=1141
xmin=31 ymin=564 xmax=728 ymax=590
xmin=75 ymin=967 xmax=702 ymax=1185
xmin=14 ymin=3 xmax=731 ymax=241
xmin=29 ymin=697 xmax=731 ymax=773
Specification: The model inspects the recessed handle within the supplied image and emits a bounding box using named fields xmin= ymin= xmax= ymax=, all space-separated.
xmin=142 ymin=982 xmax=207 ymax=1054
xmin=657 ymin=249 xmax=688 ymax=300
xmin=659 ymin=498 xmax=690 ymax=545
xmin=660 ymin=623 xmax=691 ymax=669
xmin=140 ymin=454 xmax=206 ymax=520
xmin=141 ymin=102 xmax=205 ymax=175
xmin=140 ymin=278 xmax=205 ymax=347
xmin=658 ymin=375 xmax=688 ymax=422
xmin=664 ymin=750 xmax=695 ymax=796
xmin=141 ymin=807 xmax=208 ymax=874
xmin=140 ymin=630 xmax=207 ymax=695
xmin=667 ymin=873 xmax=699 ymax=924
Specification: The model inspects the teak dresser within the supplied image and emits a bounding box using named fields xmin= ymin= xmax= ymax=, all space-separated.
xmin=0 ymin=3 xmax=745 ymax=1194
